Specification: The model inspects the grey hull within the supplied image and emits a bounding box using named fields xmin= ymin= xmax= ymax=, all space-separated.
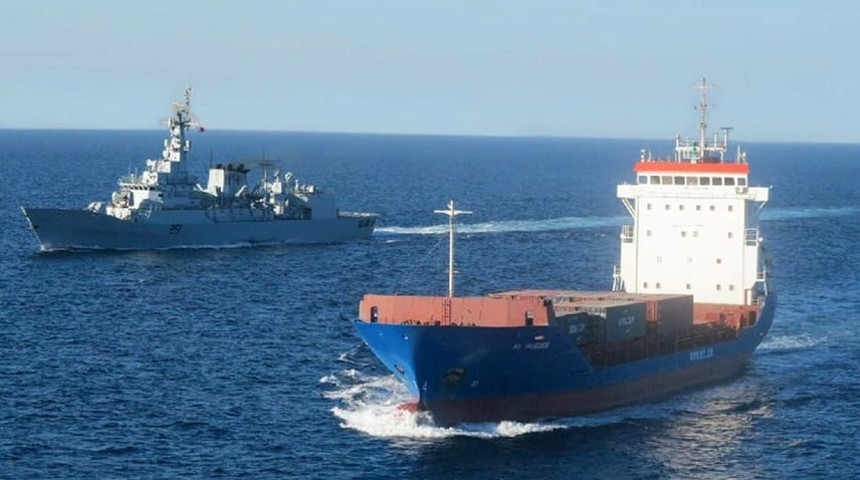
xmin=22 ymin=208 xmax=375 ymax=251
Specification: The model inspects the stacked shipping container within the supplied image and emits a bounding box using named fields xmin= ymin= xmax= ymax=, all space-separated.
xmin=493 ymin=290 xmax=695 ymax=344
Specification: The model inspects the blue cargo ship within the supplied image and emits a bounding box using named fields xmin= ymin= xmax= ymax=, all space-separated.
xmin=354 ymin=80 xmax=775 ymax=426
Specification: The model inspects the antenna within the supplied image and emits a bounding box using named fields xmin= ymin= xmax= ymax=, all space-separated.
xmin=167 ymin=86 xmax=205 ymax=132
xmin=721 ymin=126 xmax=733 ymax=149
xmin=434 ymin=199 xmax=472 ymax=298
xmin=694 ymin=77 xmax=714 ymax=150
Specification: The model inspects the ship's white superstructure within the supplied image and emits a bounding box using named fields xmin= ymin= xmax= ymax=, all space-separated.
xmin=615 ymin=78 xmax=769 ymax=305
xmin=22 ymin=88 xmax=377 ymax=251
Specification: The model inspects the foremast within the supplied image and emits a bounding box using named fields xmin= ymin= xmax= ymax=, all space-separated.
xmin=139 ymin=86 xmax=204 ymax=186
xmin=434 ymin=200 xmax=472 ymax=298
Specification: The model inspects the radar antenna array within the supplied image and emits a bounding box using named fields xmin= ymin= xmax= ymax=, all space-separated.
xmin=694 ymin=77 xmax=714 ymax=148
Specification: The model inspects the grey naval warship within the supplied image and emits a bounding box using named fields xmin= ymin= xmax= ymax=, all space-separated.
xmin=22 ymin=88 xmax=378 ymax=251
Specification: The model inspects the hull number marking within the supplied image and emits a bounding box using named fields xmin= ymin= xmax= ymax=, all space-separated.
xmin=690 ymin=347 xmax=714 ymax=362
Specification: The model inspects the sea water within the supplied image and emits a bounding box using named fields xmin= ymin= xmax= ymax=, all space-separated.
xmin=1 ymin=130 xmax=858 ymax=478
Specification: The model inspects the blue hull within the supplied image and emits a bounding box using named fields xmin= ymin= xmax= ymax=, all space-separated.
xmin=355 ymin=292 xmax=776 ymax=426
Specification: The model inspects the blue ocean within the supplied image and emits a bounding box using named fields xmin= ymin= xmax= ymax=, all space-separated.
xmin=1 ymin=130 xmax=858 ymax=479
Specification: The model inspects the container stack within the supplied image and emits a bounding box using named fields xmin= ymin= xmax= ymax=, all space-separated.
xmin=493 ymin=290 xmax=694 ymax=343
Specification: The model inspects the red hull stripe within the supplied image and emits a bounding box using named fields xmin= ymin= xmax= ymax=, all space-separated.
xmin=634 ymin=162 xmax=750 ymax=174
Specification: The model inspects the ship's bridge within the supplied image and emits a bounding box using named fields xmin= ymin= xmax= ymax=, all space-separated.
xmin=616 ymin=157 xmax=769 ymax=306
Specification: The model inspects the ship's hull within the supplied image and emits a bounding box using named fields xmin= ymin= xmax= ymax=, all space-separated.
xmin=354 ymin=292 xmax=775 ymax=426
xmin=22 ymin=207 xmax=375 ymax=251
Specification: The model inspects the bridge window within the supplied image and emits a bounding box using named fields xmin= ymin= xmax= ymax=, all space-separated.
xmin=712 ymin=177 xmax=723 ymax=186
xmin=728 ymin=232 xmax=734 ymax=239
xmin=737 ymin=178 xmax=747 ymax=186
xmin=647 ymin=203 xmax=652 ymax=210
xmin=716 ymin=258 xmax=722 ymax=264
xmin=674 ymin=176 xmax=685 ymax=185
xmin=656 ymin=282 xmax=662 ymax=289
xmin=728 ymin=205 xmax=734 ymax=212
xmin=638 ymin=175 xmax=647 ymax=184
xmin=716 ymin=284 xmax=722 ymax=291
xmin=724 ymin=177 xmax=736 ymax=186
xmin=650 ymin=176 xmax=660 ymax=184
xmin=685 ymin=283 xmax=691 ymax=290
xmin=665 ymin=204 xmax=671 ymax=210
xmin=696 ymin=205 xmax=701 ymax=211
xmin=686 ymin=176 xmax=699 ymax=186
xmin=681 ymin=231 xmax=687 ymax=237
xmin=646 ymin=230 xmax=652 ymax=237
xmin=662 ymin=176 xmax=673 ymax=184
xmin=729 ymin=285 xmax=735 ymax=291
xmin=710 ymin=205 xmax=715 ymax=211
xmin=700 ymin=177 xmax=711 ymax=186
xmin=679 ymin=204 xmax=685 ymax=211
xmin=643 ymin=282 xmax=649 ymax=288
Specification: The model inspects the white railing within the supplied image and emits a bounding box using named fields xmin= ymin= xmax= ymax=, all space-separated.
xmin=612 ymin=265 xmax=624 ymax=292
xmin=745 ymin=228 xmax=758 ymax=246
xmin=620 ymin=225 xmax=634 ymax=243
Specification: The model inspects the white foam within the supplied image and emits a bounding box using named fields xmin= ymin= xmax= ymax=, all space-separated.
xmin=759 ymin=333 xmax=822 ymax=351
xmin=376 ymin=215 xmax=627 ymax=237
xmin=373 ymin=205 xmax=859 ymax=240
xmin=323 ymin=370 xmax=633 ymax=439
xmin=761 ymin=206 xmax=859 ymax=221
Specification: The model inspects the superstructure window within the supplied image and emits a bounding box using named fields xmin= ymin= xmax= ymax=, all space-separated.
xmin=681 ymin=231 xmax=687 ymax=237
xmin=728 ymin=205 xmax=734 ymax=212
xmin=724 ymin=177 xmax=736 ymax=186
xmin=738 ymin=178 xmax=747 ymax=186
xmin=696 ymin=205 xmax=701 ymax=211
xmin=685 ymin=283 xmax=691 ymax=290
xmin=656 ymin=282 xmax=662 ymax=289
xmin=643 ymin=282 xmax=649 ymax=288
xmin=679 ymin=204 xmax=685 ymax=211
xmin=716 ymin=284 xmax=722 ymax=291
xmin=729 ymin=285 xmax=735 ymax=291
xmin=686 ymin=176 xmax=699 ymax=186
xmin=710 ymin=205 xmax=715 ymax=211
xmin=728 ymin=232 xmax=734 ymax=239
xmin=662 ymin=176 xmax=673 ymax=185
xmin=716 ymin=258 xmax=722 ymax=264
xmin=700 ymin=177 xmax=711 ymax=186
xmin=647 ymin=203 xmax=652 ymax=210
xmin=712 ymin=177 xmax=723 ymax=186
xmin=638 ymin=175 xmax=647 ymax=184
xmin=650 ymin=176 xmax=660 ymax=184
xmin=665 ymin=204 xmax=671 ymax=210
xmin=674 ymin=176 xmax=685 ymax=185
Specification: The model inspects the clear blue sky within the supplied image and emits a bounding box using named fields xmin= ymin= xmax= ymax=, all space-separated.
xmin=1 ymin=0 xmax=858 ymax=142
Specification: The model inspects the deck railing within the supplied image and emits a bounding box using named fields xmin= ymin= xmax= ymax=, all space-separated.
xmin=621 ymin=225 xmax=634 ymax=243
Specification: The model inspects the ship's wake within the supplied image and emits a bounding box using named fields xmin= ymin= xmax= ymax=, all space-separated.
xmin=758 ymin=333 xmax=822 ymax=353
xmin=375 ymin=206 xmax=859 ymax=237
xmin=321 ymin=368 xmax=672 ymax=439
xmin=321 ymin=369 xmax=564 ymax=439
xmin=375 ymin=216 xmax=627 ymax=237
